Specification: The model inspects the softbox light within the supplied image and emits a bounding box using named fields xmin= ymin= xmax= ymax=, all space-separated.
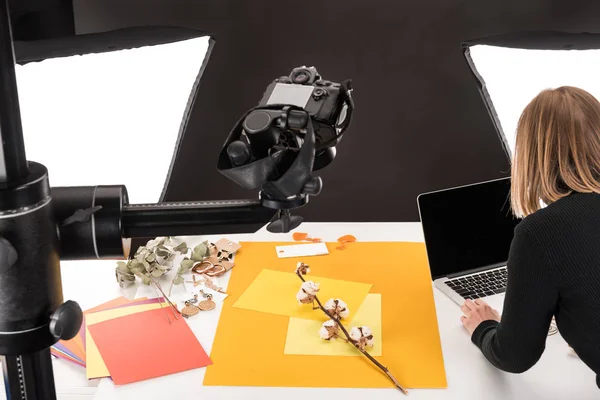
xmin=13 ymin=26 xmax=212 ymax=204
xmin=464 ymin=32 xmax=600 ymax=160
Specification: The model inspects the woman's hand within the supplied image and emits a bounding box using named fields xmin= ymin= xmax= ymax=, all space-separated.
xmin=460 ymin=299 xmax=501 ymax=335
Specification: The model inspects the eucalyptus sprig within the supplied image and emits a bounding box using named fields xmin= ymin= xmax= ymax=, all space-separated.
xmin=115 ymin=236 xmax=189 ymax=287
xmin=169 ymin=241 xmax=211 ymax=293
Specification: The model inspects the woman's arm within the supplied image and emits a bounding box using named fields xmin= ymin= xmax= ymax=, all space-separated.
xmin=471 ymin=223 xmax=559 ymax=373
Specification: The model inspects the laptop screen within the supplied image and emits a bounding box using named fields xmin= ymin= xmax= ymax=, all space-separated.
xmin=417 ymin=177 xmax=521 ymax=280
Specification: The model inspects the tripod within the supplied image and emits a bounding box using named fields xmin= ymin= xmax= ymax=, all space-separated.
xmin=0 ymin=1 xmax=353 ymax=396
xmin=0 ymin=1 xmax=274 ymax=398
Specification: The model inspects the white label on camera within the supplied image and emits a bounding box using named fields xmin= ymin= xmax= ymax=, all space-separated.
xmin=267 ymin=83 xmax=313 ymax=108
xmin=276 ymin=242 xmax=329 ymax=258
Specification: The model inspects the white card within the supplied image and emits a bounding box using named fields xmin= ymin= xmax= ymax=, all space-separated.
xmin=276 ymin=242 xmax=329 ymax=258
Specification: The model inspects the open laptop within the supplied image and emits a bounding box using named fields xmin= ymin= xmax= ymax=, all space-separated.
xmin=417 ymin=177 xmax=520 ymax=312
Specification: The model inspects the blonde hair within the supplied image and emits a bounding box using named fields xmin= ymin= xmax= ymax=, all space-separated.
xmin=511 ymin=86 xmax=600 ymax=218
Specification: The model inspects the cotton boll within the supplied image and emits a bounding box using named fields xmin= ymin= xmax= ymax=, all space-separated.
xmin=349 ymin=327 xmax=362 ymax=342
xmin=319 ymin=320 xmax=339 ymax=340
xmin=319 ymin=326 xmax=331 ymax=339
xmin=300 ymin=281 xmax=319 ymax=295
xmin=324 ymin=298 xmax=349 ymax=320
xmin=296 ymin=290 xmax=313 ymax=304
xmin=324 ymin=298 xmax=335 ymax=310
xmin=295 ymin=262 xmax=310 ymax=275
xmin=350 ymin=326 xmax=375 ymax=350
xmin=360 ymin=326 xmax=373 ymax=337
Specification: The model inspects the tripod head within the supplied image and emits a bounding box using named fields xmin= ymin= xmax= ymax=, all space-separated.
xmin=217 ymin=66 xmax=354 ymax=232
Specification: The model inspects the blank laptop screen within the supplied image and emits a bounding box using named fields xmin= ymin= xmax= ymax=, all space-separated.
xmin=418 ymin=178 xmax=521 ymax=280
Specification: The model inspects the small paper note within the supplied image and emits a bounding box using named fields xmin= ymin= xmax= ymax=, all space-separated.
xmin=276 ymin=243 xmax=329 ymax=258
xmin=232 ymin=269 xmax=371 ymax=320
xmin=284 ymin=294 xmax=382 ymax=356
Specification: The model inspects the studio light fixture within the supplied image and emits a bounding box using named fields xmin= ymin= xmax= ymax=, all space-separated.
xmin=468 ymin=44 xmax=600 ymax=159
xmin=15 ymin=36 xmax=210 ymax=204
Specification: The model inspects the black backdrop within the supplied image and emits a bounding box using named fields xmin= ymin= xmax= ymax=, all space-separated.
xmin=12 ymin=0 xmax=600 ymax=222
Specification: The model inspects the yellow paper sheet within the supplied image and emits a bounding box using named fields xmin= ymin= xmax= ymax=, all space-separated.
xmin=85 ymin=303 xmax=166 ymax=379
xmin=284 ymin=293 xmax=382 ymax=356
xmin=232 ymin=269 xmax=372 ymax=321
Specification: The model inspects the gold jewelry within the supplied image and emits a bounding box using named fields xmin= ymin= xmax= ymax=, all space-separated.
xmin=192 ymin=260 xmax=214 ymax=275
xmin=181 ymin=303 xmax=200 ymax=318
xmin=204 ymin=263 xmax=226 ymax=277
xmin=198 ymin=291 xmax=216 ymax=311
xmin=198 ymin=298 xmax=216 ymax=311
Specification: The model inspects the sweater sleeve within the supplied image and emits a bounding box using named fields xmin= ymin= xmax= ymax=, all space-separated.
xmin=471 ymin=223 xmax=558 ymax=373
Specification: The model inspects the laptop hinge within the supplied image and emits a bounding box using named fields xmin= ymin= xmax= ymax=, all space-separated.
xmin=446 ymin=262 xmax=507 ymax=279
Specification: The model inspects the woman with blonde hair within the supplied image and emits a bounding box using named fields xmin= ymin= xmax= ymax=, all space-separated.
xmin=460 ymin=86 xmax=600 ymax=388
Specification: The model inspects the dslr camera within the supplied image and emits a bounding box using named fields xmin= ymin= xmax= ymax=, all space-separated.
xmin=258 ymin=66 xmax=353 ymax=165
xmin=217 ymin=66 xmax=354 ymax=232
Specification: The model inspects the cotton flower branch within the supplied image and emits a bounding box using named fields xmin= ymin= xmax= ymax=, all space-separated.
xmin=294 ymin=262 xmax=408 ymax=395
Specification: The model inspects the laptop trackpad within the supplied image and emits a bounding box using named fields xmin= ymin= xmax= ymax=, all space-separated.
xmin=482 ymin=294 xmax=505 ymax=314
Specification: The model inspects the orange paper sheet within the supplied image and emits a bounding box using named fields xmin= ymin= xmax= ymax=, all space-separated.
xmin=88 ymin=308 xmax=212 ymax=385
xmin=204 ymin=241 xmax=446 ymax=389
xmin=56 ymin=296 xmax=132 ymax=364
xmin=85 ymin=303 xmax=166 ymax=379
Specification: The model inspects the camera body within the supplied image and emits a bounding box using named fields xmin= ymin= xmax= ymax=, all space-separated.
xmin=258 ymin=66 xmax=349 ymax=151
xmin=218 ymin=65 xmax=353 ymax=228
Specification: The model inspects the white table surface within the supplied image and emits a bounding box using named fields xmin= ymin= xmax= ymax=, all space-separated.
xmin=1 ymin=222 xmax=598 ymax=400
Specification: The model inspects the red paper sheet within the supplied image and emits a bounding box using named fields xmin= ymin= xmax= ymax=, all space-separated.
xmin=88 ymin=308 xmax=212 ymax=385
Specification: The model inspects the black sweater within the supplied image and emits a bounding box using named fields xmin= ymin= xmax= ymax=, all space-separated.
xmin=472 ymin=192 xmax=600 ymax=388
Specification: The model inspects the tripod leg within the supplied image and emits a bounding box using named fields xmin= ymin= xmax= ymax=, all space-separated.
xmin=2 ymin=347 xmax=57 ymax=400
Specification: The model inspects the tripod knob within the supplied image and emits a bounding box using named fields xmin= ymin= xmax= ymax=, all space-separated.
xmin=49 ymin=300 xmax=83 ymax=340
xmin=0 ymin=237 xmax=17 ymax=273
xmin=303 ymin=176 xmax=323 ymax=196
xmin=227 ymin=140 xmax=251 ymax=166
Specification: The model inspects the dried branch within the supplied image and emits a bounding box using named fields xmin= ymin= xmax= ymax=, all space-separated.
xmin=296 ymin=270 xmax=408 ymax=395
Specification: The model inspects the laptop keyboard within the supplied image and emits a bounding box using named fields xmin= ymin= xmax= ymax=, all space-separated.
xmin=444 ymin=267 xmax=508 ymax=300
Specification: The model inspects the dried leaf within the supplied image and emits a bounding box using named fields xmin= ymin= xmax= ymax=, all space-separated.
xmin=194 ymin=243 xmax=209 ymax=257
xmin=173 ymin=241 xmax=188 ymax=253
xmin=293 ymin=232 xmax=308 ymax=241
xmin=116 ymin=261 xmax=129 ymax=273
xmin=129 ymin=267 xmax=142 ymax=275
xmin=156 ymin=263 xmax=170 ymax=271
xmin=338 ymin=235 xmax=356 ymax=243
xmin=180 ymin=258 xmax=195 ymax=271
xmin=173 ymin=275 xmax=184 ymax=285
xmin=151 ymin=269 xmax=163 ymax=278
xmin=142 ymin=260 xmax=151 ymax=271
xmin=137 ymin=273 xmax=151 ymax=285
xmin=156 ymin=247 xmax=170 ymax=258
xmin=146 ymin=253 xmax=156 ymax=263
xmin=191 ymin=250 xmax=205 ymax=262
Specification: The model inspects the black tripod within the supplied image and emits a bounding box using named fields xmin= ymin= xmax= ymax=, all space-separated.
xmin=0 ymin=1 xmax=353 ymax=396
xmin=0 ymin=1 xmax=274 ymax=398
